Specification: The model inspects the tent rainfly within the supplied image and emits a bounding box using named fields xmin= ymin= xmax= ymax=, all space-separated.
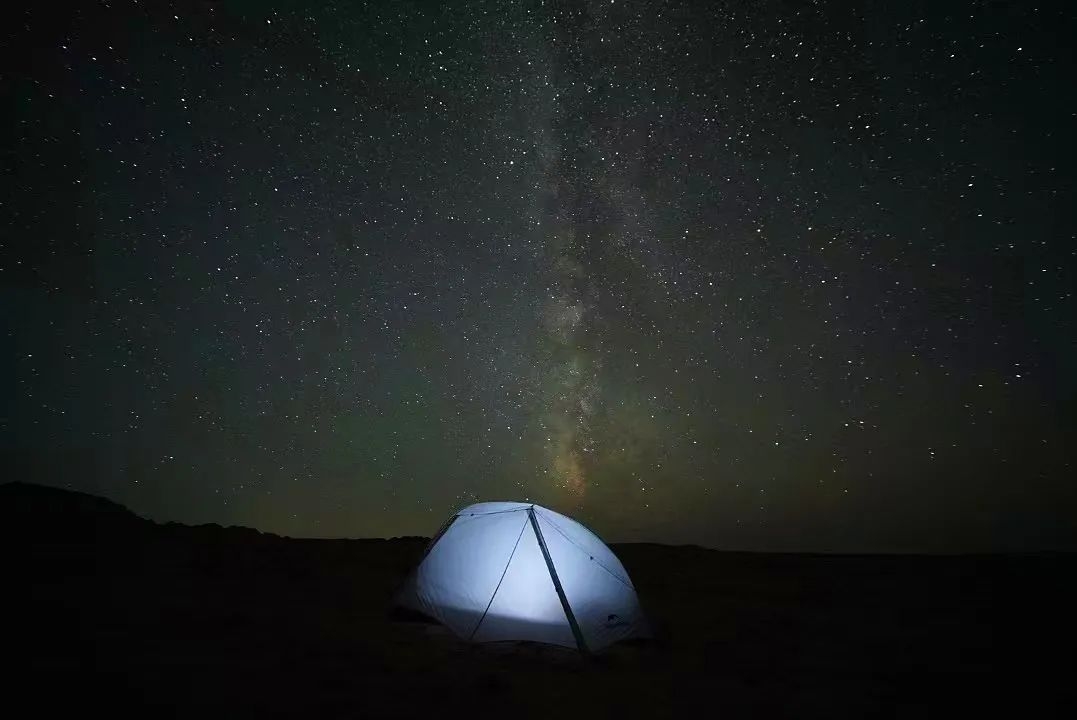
xmin=395 ymin=502 xmax=650 ymax=652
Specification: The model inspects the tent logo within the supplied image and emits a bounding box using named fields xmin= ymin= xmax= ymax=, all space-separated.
xmin=605 ymin=613 xmax=630 ymax=629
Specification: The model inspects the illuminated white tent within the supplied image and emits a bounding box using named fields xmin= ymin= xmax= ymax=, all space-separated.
xmin=395 ymin=502 xmax=649 ymax=652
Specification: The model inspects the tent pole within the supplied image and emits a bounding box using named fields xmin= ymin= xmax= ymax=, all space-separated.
xmin=528 ymin=506 xmax=589 ymax=654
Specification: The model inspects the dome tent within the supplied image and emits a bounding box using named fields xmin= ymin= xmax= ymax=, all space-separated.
xmin=395 ymin=502 xmax=649 ymax=652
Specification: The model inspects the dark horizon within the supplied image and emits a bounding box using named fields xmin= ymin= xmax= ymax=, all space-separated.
xmin=6 ymin=480 xmax=1074 ymax=558
xmin=4 ymin=1 xmax=1075 ymax=553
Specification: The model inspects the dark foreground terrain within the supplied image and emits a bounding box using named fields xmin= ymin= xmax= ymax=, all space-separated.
xmin=5 ymin=482 xmax=1074 ymax=717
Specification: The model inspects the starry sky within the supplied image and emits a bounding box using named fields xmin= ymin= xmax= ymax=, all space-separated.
xmin=4 ymin=0 xmax=1075 ymax=552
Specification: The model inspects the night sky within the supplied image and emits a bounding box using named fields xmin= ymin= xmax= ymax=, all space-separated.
xmin=4 ymin=1 xmax=1074 ymax=552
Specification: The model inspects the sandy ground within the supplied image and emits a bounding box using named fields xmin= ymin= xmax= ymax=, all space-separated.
xmin=6 ymin=482 xmax=1074 ymax=718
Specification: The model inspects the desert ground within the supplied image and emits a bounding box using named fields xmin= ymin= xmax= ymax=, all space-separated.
xmin=6 ymin=481 xmax=1073 ymax=717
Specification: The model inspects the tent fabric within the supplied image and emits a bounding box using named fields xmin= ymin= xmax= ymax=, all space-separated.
xmin=396 ymin=502 xmax=649 ymax=652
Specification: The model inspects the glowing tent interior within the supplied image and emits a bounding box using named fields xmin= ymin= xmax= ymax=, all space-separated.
xmin=395 ymin=502 xmax=650 ymax=652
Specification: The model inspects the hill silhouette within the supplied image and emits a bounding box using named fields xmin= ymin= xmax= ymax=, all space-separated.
xmin=5 ymin=481 xmax=1074 ymax=717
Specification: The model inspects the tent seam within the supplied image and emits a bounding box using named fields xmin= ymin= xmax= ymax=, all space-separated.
xmin=467 ymin=514 xmax=531 ymax=641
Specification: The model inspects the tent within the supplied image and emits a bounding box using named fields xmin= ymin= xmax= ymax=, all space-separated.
xmin=395 ymin=502 xmax=649 ymax=652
